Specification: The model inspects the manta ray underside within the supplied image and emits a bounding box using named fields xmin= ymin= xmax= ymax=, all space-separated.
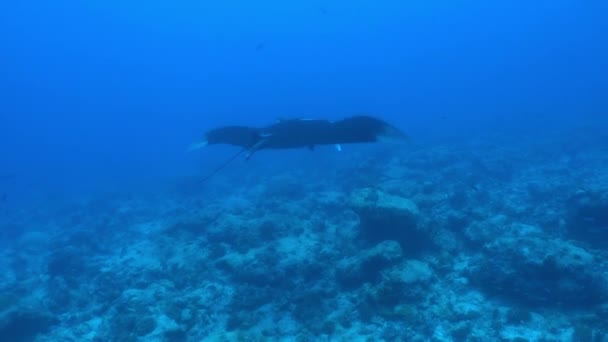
xmin=196 ymin=115 xmax=406 ymax=154
xmin=191 ymin=115 xmax=407 ymax=182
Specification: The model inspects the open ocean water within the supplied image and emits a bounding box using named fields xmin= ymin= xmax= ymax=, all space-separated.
xmin=1 ymin=0 xmax=607 ymax=341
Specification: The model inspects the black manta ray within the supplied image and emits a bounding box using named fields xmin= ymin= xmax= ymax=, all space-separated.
xmin=191 ymin=115 xmax=407 ymax=182
xmin=193 ymin=115 xmax=407 ymax=154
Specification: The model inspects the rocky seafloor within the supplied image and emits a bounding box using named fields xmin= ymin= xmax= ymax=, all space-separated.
xmin=1 ymin=138 xmax=608 ymax=341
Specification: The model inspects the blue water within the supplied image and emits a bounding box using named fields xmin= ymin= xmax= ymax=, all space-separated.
xmin=1 ymin=1 xmax=607 ymax=340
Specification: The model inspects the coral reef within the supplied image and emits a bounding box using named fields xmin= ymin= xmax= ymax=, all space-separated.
xmin=1 ymin=140 xmax=607 ymax=340
xmin=567 ymin=189 xmax=608 ymax=245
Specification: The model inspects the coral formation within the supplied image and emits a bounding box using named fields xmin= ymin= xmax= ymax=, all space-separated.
xmin=1 ymin=140 xmax=607 ymax=340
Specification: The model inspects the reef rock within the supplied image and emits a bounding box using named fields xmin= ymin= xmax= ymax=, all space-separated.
xmin=473 ymin=232 xmax=606 ymax=308
xmin=349 ymin=188 xmax=425 ymax=251
xmin=0 ymin=310 xmax=58 ymax=342
xmin=336 ymin=240 xmax=403 ymax=288
xmin=566 ymin=189 xmax=608 ymax=245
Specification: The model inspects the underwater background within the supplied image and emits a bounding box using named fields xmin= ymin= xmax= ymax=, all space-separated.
xmin=1 ymin=0 xmax=607 ymax=341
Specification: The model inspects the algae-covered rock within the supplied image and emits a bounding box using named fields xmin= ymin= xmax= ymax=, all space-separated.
xmin=566 ymin=189 xmax=608 ymax=245
xmin=385 ymin=259 xmax=433 ymax=285
xmin=349 ymin=188 xmax=422 ymax=247
xmin=0 ymin=310 xmax=58 ymax=342
xmin=336 ymin=240 xmax=402 ymax=288
xmin=371 ymin=259 xmax=434 ymax=304
xmin=473 ymin=233 xmax=606 ymax=308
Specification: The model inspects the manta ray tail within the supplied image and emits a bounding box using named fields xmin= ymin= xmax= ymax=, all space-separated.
xmin=198 ymin=147 xmax=248 ymax=184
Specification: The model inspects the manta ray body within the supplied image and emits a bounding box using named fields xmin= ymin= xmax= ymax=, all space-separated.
xmin=197 ymin=115 xmax=406 ymax=155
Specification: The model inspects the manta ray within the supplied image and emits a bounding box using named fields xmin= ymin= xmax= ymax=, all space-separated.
xmin=192 ymin=115 xmax=406 ymax=154
xmin=191 ymin=115 xmax=407 ymax=182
